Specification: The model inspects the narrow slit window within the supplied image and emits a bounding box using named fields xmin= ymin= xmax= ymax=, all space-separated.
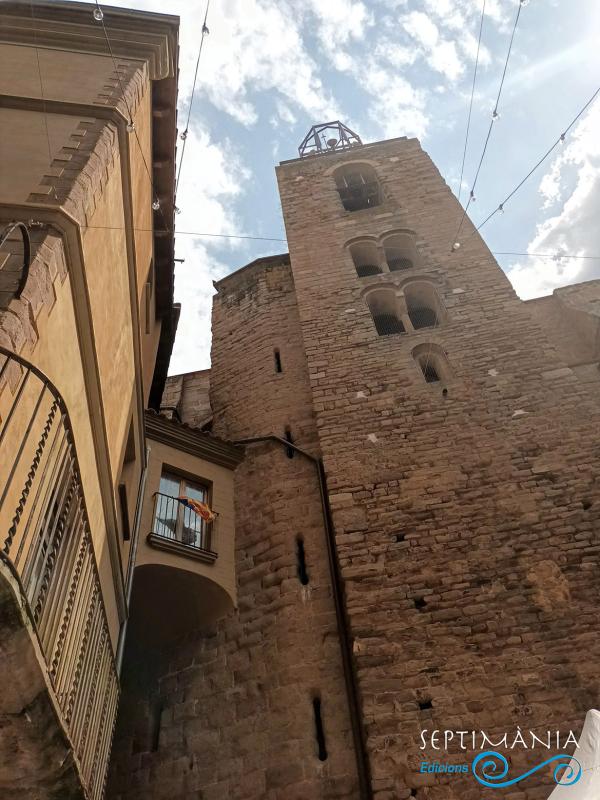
xmin=284 ymin=427 xmax=295 ymax=458
xmin=124 ymin=416 xmax=136 ymax=464
xmin=150 ymin=700 xmax=162 ymax=752
xmin=312 ymin=697 xmax=328 ymax=761
xmin=118 ymin=483 xmax=130 ymax=541
xmin=274 ymin=349 xmax=283 ymax=373
xmin=296 ymin=536 xmax=309 ymax=585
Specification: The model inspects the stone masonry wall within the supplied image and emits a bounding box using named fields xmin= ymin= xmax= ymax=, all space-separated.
xmin=275 ymin=138 xmax=600 ymax=799
xmin=162 ymin=369 xmax=212 ymax=428
xmin=108 ymin=257 xmax=360 ymax=799
xmin=526 ymin=281 xmax=600 ymax=378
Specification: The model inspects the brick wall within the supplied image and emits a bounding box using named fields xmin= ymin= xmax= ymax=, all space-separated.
xmin=274 ymin=138 xmax=600 ymax=799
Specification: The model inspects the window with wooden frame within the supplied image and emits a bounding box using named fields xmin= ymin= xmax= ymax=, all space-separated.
xmin=152 ymin=471 xmax=212 ymax=552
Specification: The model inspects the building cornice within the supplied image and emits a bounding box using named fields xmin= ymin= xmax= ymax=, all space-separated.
xmin=145 ymin=411 xmax=245 ymax=471
xmin=0 ymin=1 xmax=178 ymax=80
xmin=0 ymin=1 xmax=179 ymax=398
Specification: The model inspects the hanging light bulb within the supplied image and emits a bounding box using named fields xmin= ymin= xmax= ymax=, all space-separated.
xmin=559 ymin=133 xmax=566 ymax=145
xmin=520 ymin=0 xmax=529 ymax=6
xmin=93 ymin=6 xmax=104 ymax=21
xmin=498 ymin=203 xmax=505 ymax=214
xmin=180 ymin=130 xmax=188 ymax=141
xmin=202 ymin=23 xmax=210 ymax=35
xmin=126 ymin=120 xmax=135 ymax=133
xmin=174 ymin=206 xmax=182 ymax=215
xmin=470 ymin=190 xmax=476 ymax=203
xmin=452 ymin=242 xmax=461 ymax=251
xmin=492 ymin=108 xmax=500 ymax=121
xmin=152 ymin=198 xmax=160 ymax=211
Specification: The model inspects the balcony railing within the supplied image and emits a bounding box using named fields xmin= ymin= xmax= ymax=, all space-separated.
xmin=149 ymin=491 xmax=217 ymax=561
xmin=0 ymin=345 xmax=118 ymax=800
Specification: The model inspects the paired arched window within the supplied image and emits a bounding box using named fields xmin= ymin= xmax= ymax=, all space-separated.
xmin=364 ymin=281 xmax=445 ymax=337
xmin=383 ymin=232 xmax=421 ymax=272
xmin=404 ymin=282 xmax=443 ymax=330
xmin=412 ymin=343 xmax=451 ymax=384
xmin=365 ymin=289 xmax=405 ymax=336
xmin=348 ymin=229 xmax=423 ymax=279
xmin=334 ymin=163 xmax=381 ymax=212
xmin=349 ymin=240 xmax=382 ymax=277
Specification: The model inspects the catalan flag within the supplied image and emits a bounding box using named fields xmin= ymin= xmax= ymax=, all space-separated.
xmin=177 ymin=496 xmax=217 ymax=523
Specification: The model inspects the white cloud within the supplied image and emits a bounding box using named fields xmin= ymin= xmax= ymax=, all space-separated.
xmin=63 ymin=0 xmax=598 ymax=369
xmin=88 ymin=0 xmax=344 ymax=127
xmin=188 ymin=0 xmax=343 ymax=126
xmin=508 ymin=101 xmax=600 ymax=299
xmin=304 ymin=0 xmax=373 ymax=47
xmin=403 ymin=11 xmax=464 ymax=82
xmin=374 ymin=40 xmax=418 ymax=69
xmin=169 ymin=127 xmax=251 ymax=373
xmin=360 ymin=65 xmax=429 ymax=139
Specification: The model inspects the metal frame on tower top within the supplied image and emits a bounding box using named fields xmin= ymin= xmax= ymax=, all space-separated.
xmin=298 ymin=121 xmax=362 ymax=158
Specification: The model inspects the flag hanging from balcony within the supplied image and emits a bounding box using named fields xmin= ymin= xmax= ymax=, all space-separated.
xmin=177 ymin=496 xmax=217 ymax=522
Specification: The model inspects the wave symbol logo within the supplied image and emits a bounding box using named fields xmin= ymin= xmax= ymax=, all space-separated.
xmin=472 ymin=751 xmax=582 ymax=788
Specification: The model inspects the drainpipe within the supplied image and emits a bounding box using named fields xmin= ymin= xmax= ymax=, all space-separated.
xmin=233 ymin=435 xmax=372 ymax=800
xmin=116 ymin=444 xmax=150 ymax=674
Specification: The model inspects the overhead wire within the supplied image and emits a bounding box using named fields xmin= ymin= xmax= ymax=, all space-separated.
xmin=94 ymin=0 xmax=168 ymax=228
xmin=494 ymin=252 xmax=600 ymax=261
xmin=39 ymin=3 xmax=600 ymax=276
xmin=56 ymin=224 xmax=600 ymax=262
xmin=427 ymin=0 xmax=526 ymax=385
xmin=472 ymin=83 xmax=600 ymax=235
xmin=29 ymin=1 xmax=58 ymax=201
xmin=451 ymin=0 xmax=526 ymax=249
xmin=457 ymin=0 xmax=487 ymax=204
xmin=175 ymin=0 xmax=211 ymax=198
xmin=75 ymin=224 xmax=287 ymax=242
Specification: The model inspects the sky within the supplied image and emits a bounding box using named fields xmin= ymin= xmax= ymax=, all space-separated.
xmin=83 ymin=0 xmax=600 ymax=373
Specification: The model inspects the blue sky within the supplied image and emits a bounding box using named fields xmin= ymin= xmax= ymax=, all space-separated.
xmin=84 ymin=0 xmax=600 ymax=373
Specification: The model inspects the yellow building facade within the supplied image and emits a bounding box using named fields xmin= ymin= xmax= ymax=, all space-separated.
xmin=0 ymin=4 xmax=241 ymax=798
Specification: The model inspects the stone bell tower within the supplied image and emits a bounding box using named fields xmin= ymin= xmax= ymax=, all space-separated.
xmin=271 ymin=124 xmax=600 ymax=798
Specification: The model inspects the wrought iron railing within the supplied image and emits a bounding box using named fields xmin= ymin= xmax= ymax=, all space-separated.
xmin=0 ymin=220 xmax=31 ymax=310
xmin=151 ymin=491 xmax=215 ymax=554
xmin=0 ymin=345 xmax=118 ymax=800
